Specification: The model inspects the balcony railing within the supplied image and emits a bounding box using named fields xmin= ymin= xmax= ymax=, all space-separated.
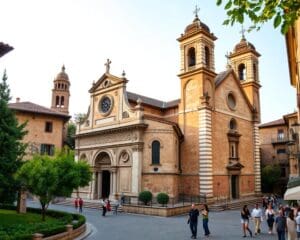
xmin=271 ymin=137 xmax=290 ymax=144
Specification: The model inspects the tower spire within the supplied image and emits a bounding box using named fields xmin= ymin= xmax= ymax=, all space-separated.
xmin=193 ymin=5 xmax=200 ymax=20
xmin=240 ymin=25 xmax=246 ymax=40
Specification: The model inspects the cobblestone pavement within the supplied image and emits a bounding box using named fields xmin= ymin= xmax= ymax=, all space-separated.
xmin=29 ymin=201 xmax=278 ymax=240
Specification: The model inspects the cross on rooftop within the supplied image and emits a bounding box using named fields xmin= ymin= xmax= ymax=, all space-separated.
xmin=193 ymin=5 xmax=200 ymax=18
xmin=240 ymin=25 xmax=246 ymax=39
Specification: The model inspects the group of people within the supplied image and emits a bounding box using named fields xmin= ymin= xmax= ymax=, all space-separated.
xmin=100 ymin=198 xmax=120 ymax=216
xmin=241 ymin=202 xmax=300 ymax=240
xmin=188 ymin=203 xmax=210 ymax=239
xmin=74 ymin=197 xmax=83 ymax=213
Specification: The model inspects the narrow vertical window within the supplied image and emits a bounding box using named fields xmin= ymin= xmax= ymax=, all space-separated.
xmin=61 ymin=96 xmax=65 ymax=107
xmin=253 ymin=63 xmax=257 ymax=81
xmin=56 ymin=96 xmax=59 ymax=106
xmin=205 ymin=46 xmax=210 ymax=68
xmin=188 ymin=47 xmax=196 ymax=67
xmin=238 ymin=63 xmax=246 ymax=80
xmin=152 ymin=140 xmax=160 ymax=164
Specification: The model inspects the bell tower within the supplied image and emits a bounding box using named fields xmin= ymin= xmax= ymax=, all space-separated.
xmin=177 ymin=7 xmax=217 ymax=200
xmin=229 ymin=31 xmax=261 ymax=121
xmin=51 ymin=65 xmax=70 ymax=114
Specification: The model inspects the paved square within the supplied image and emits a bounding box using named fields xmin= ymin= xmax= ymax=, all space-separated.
xmin=31 ymin=201 xmax=278 ymax=240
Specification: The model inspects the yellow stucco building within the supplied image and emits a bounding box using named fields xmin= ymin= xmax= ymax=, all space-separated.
xmin=76 ymin=13 xmax=261 ymax=202
xmin=8 ymin=66 xmax=70 ymax=159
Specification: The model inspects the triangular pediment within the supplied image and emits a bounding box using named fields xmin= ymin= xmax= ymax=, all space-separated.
xmin=215 ymin=69 xmax=254 ymax=113
xmin=89 ymin=73 xmax=128 ymax=93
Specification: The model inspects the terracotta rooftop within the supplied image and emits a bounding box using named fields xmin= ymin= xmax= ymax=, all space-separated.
xmin=8 ymin=101 xmax=70 ymax=119
xmin=127 ymin=91 xmax=179 ymax=109
xmin=259 ymin=118 xmax=285 ymax=128
xmin=215 ymin=69 xmax=232 ymax=86
xmin=0 ymin=42 xmax=13 ymax=58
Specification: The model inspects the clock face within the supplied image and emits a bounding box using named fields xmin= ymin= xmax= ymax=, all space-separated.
xmin=100 ymin=96 xmax=112 ymax=113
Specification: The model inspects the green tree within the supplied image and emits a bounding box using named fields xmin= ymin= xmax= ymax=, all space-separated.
xmin=65 ymin=121 xmax=76 ymax=150
xmin=74 ymin=113 xmax=87 ymax=124
xmin=0 ymin=70 xmax=27 ymax=204
xmin=261 ymin=164 xmax=281 ymax=192
xmin=216 ymin=0 xmax=300 ymax=33
xmin=16 ymin=150 xmax=92 ymax=221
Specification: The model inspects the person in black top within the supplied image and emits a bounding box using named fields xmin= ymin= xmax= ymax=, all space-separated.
xmin=241 ymin=205 xmax=253 ymax=237
xmin=188 ymin=204 xmax=199 ymax=239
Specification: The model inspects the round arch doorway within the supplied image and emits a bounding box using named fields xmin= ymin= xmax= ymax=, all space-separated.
xmin=94 ymin=152 xmax=112 ymax=199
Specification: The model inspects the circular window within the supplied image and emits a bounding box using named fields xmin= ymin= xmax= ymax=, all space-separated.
xmin=227 ymin=93 xmax=236 ymax=110
xmin=99 ymin=96 xmax=113 ymax=115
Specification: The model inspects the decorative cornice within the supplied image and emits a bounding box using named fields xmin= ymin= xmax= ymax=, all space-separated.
xmin=76 ymin=123 xmax=148 ymax=138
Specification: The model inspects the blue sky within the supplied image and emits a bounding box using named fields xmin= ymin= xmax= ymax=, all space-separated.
xmin=0 ymin=0 xmax=296 ymax=123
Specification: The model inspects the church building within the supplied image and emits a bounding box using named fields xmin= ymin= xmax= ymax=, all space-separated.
xmin=75 ymin=12 xmax=261 ymax=202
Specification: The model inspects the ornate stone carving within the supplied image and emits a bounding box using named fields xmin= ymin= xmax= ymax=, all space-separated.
xmin=79 ymin=131 xmax=139 ymax=147
xmin=120 ymin=151 xmax=129 ymax=163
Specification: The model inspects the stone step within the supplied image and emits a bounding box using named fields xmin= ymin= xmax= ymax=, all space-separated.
xmin=209 ymin=197 xmax=262 ymax=212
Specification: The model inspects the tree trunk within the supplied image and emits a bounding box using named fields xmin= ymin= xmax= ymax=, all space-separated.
xmin=41 ymin=203 xmax=46 ymax=221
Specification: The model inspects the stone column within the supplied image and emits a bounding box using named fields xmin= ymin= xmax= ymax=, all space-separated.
xmin=98 ymin=171 xmax=102 ymax=199
xmin=198 ymin=96 xmax=213 ymax=200
xmin=90 ymin=172 xmax=96 ymax=199
xmin=131 ymin=146 xmax=143 ymax=195
xmin=253 ymin=123 xmax=261 ymax=193
xmin=111 ymin=168 xmax=117 ymax=199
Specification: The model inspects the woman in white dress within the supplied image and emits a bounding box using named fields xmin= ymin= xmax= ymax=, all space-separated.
xmin=287 ymin=210 xmax=297 ymax=240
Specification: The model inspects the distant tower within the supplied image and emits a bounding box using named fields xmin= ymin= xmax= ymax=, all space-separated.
xmin=229 ymin=33 xmax=261 ymax=121
xmin=51 ymin=65 xmax=70 ymax=114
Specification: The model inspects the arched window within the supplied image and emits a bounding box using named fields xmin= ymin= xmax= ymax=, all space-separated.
xmin=58 ymin=83 xmax=61 ymax=89
xmin=253 ymin=63 xmax=257 ymax=81
xmin=229 ymin=118 xmax=237 ymax=130
xmin=61 ymin=96 xmax=65 ymax=106
xmin=238 ymin=63 xmax=246 ymax=80
xmin=55 ymin=96 xmax=59 ymax=106
xmin=151 ymin=140 xmax=160 ymax=165
xmin=205 ymin=46 xmax=210 ymax=68
xmin=187 ymin=47 xmax=196 ymax=67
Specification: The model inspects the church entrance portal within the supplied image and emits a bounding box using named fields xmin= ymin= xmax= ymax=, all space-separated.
xmin=101 ymin=170 xmax=110 ymax=199
xmin=231 ymin=175 xmax=239 ymax=199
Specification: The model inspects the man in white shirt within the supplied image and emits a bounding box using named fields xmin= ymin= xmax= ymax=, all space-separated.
xmin=251 ymin=203 xmax=263 ymax=235
xmin=296 ymin=210 xmax=300 ymax=239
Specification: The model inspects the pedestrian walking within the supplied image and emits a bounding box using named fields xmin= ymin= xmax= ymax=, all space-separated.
xmin=241 ymin=205 xmax=253 ymax=237
xmin=265 ymin=203 xmax=275 ymax=234
xmin=276 ymin=209 xmax=287 ymax=240
xmin=202 ymin=204 xmax=210 ymax=238
xmin=74 ymin=197 xmax=79 ymax=212
xmin=188 ymin=204 xmax=199 ymax=239
xmin=107 ymin=200 xmax=112 ymax=212
xmin=101 ymin=198 xmax=107 ymax=216
xmin=295 ymin=208 xmax=300 ymax=240
xmin=287 ymin=210 xmax=297 ymax=240
xmin=251 ymin=203 xmax=263 ymax=235
xmin=114 ymin=200 xmax=120 ymax=215
xmin=78 ymin=197 xmax=83 ymax=213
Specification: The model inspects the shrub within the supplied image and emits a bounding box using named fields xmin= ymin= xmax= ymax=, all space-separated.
xmin=138 ymin=191 xmax=152 ymax=205
xmin=156 ymin=192 xmax=169 ymax=206
xmin=0 ymin=205 xmax=86 ymax=239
